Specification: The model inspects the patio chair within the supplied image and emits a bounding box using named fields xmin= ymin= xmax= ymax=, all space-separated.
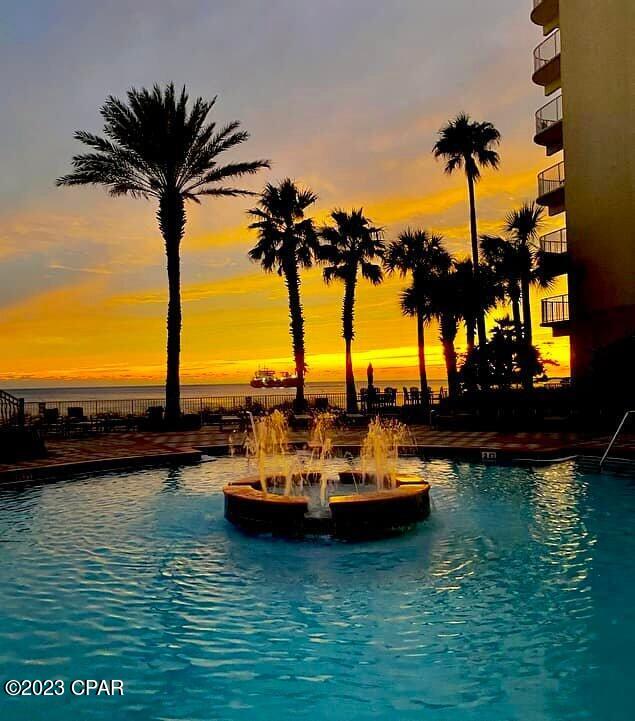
xmin=67 ymin=406 xmax=86 ymax=421
xmin=66 ymin=406 xmax=95 ymax=436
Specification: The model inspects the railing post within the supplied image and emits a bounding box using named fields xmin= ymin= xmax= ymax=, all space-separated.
xmin=18 ymin=398 xmax=25 ymax=428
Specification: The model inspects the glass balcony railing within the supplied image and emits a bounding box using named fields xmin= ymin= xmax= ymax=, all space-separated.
xmin=538 ymin=161 xmax=565 ymax=197
xmin=542 ymin=294 xmax=569 ymax=325
xmin=540 ymin=228 xmax=567 ymax=254
xmin=534 ymin=30 xmax=561 ymax=72
xmin=536 ymin=95 xmax=563 ymax=134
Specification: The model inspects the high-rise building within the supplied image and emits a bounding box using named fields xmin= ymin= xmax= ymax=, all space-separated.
xmin=531 ymin=0 xmax=634 ymax=381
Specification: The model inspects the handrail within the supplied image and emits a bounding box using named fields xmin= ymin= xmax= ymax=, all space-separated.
xmin=536 ymin=95 xmax=563 ymax=134
xmin=600 ymin=410 xmax=634 ymax=469
xmin=540 ymin=227 xmax=567 ymax=254
xmin=534 ymin=30 xmax=560 ymax=71
xmin=538 ymin=160 xmax=565 ymax=197
xmin=0 ymin=389 xmax=25 ymax=427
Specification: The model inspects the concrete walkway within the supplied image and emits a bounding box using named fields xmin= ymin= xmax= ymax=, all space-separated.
xmin=2 ymin=426 xmax=634 ymax=484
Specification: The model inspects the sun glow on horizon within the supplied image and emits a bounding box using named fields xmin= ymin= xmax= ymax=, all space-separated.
xmin=0 ymin=1 xmax=570 ymax=387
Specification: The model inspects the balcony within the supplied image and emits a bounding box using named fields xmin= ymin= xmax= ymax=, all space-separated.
xmin=531 ymin=0 xmax=559 ymax=34
xmin=539 ymin=228 xmax=568 ymax=276
xmin=532 ymin=30 xmax=561 ymax=94
xmin=537 ymin=161 xmax=565 ymax=215
xmin=534 ymin=95 xmax=563 ymax=155
xmin=541 ymin=294 xmax=570 ymax=334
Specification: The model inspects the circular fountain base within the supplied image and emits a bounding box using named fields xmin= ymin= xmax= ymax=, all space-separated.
xmin=223 ymin=478 xmax=430 ymax=540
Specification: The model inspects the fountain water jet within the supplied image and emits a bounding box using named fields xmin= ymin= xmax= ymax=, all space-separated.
xmin=224 ymin=411 xmax=430 ymax=539
xmin=361 ymin=418 xmax=409 ymax=490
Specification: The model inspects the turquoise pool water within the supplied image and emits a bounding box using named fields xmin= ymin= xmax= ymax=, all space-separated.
xmin=0 ymin=458 xmax=634 ymax=720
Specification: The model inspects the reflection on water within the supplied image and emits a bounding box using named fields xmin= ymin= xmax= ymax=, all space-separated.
xmin=0 ymin=459 xmax=634 ymax=721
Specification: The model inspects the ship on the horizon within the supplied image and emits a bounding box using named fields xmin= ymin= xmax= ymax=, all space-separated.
xmin=250 ymin=368 xmax=300 ymax=389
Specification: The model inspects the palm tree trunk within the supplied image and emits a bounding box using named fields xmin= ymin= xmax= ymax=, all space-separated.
xmin=521 ymin=275 xmax=533 ymax=345
xmin=440 ymin=317 xmax=459 ymax=398
xmin=467 ymin=173 xmax=486 ymax=345
xmin=511 ymin=288 xmax=523 ymax=344
xmin=466 ymin=318 xmax=475 ymax=354
xmin=344 ymin=337 xmax=357 ymax=413
xmin=284 ymin=261 xmax=306 ymax=410
xmin=343 ymin=277 xmax=358 ymax=413
xmin=520 ymin=272 xmax=533 ymax=391
xmin=158 ymin=192 xmax=186 ymax=427
xmin=416 ymin=309 xmax=429 ymax=410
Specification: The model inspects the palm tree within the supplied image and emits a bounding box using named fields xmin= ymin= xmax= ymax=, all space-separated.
xmin=432 ymin=113 xmax=501 ymax=359
xmin=481 ymin=204 xmax=555 ymax=390
xmin=56 ymin=83 xmax=268 ymax=425
xmin=402 ymin=264 xmax=461 ymax=399
xmin=438 ymin=303 xmax=461 ymax=400
xmin=504 ymin=202 xmax=544 ymax=347
xmin=452 ymin=258 xmax=477 ymax=355
xmin=480 ymin=235 xmax=524 ymax=344
xmin=248 ymin=179 xmax=320 ymax=409
xmin=320 ymin=209 xmax=384 ymax=412
xmin=448 ymin=257 xmax=501 ymax=363
xmin=385 ymin=230 xmax=451 ymax=404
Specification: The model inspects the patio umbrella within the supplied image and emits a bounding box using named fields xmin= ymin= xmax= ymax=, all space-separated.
xmin=367 ymin=363 xmax=374 ymax=389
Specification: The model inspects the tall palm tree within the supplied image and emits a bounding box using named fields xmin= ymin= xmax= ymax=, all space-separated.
xmin=401 ymin=264 xmax=461 ymax=399
xmin=56 ymin=83 xmax=268 ymax=425
xmin=438 ymin=304 xmax=461 ymax=400
xmin=447 ymin=257 xmax=501 ymax=366
xmin=505 ymin=202 xmax=557 ymax=390
xmin=432 ymin=113 xmax=501 ymax=360
xmin=504 ymin=202 xmax=544 ymax=346
xmin=385 ymin=230 xmax=451 ymax=404
xmin=452 ymin=258 xmax=477 ymax=354
xmin=480 ymin=235 xmax=524 ymax=344
xmin=248 ymin=179 xmax=320 ymax=409
xmin=320 ymin=209 xmax=384 ymax=412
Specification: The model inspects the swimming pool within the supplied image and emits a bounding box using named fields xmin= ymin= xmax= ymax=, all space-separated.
xmin=1 ymin=457 xmax=633 ymax=720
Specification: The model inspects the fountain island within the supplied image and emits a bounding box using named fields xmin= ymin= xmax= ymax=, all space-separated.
xmin=224 ymin=413 xmax=430 ymax=540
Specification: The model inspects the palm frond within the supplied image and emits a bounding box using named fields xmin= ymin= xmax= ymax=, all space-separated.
xmin=57 ymin=83 xmax=267 ymax=205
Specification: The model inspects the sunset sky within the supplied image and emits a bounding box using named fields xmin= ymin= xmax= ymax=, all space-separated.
xmin=0 ymin=0 xmax=568 ymax=388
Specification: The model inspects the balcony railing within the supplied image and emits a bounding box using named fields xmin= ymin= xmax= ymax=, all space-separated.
xmin=542 ymin=294 xmax=569 ymax=325
xmin=540 ymin=228 xmax=567 ymax=254
xmin=538 ymin=161 xmax=565 ymax=197
xmin=534 ymin=30 xmax=561 ymax=72
xmin=536 ymin=95 xmax=563 ymax=134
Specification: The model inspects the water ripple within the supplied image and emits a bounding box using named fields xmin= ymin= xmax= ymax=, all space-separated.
xmin=0 ymin=459 xmax=634 ymax=720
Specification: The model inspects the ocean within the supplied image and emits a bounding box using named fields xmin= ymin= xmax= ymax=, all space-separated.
xmin=6 ymin=380 xmax=449 ymax=404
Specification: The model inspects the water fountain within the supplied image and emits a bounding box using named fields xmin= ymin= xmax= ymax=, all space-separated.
xmin=223 ymin=413 xmax=430 ymax=539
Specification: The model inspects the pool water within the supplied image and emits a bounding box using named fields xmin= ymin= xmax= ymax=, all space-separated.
xmin=1 ymin=458 xmax=634 ymax=720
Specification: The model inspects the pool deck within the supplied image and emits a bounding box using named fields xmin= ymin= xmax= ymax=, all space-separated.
xmin=1 ymin=426 xmax=634 ymax=484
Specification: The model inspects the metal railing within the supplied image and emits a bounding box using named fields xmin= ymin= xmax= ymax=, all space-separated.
xmin=541 ymin=294 xmax=569 ymax=324
xmin=534 ymin=30 xmax=561 ymax=71
xmin=21 ymin=389 xmax=450 ymax=422
xmin=536 ymin=95 xmax=563 ymax=134
xmin=540 ymin=227 xmax=567 ymax=254
xmin=600 ymin=410 xmax=634 ymax=469
xmin=538 ymin=160 xmax=565 ymax=197
xmin=0 ymin=389 xmax=25 ymax=427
